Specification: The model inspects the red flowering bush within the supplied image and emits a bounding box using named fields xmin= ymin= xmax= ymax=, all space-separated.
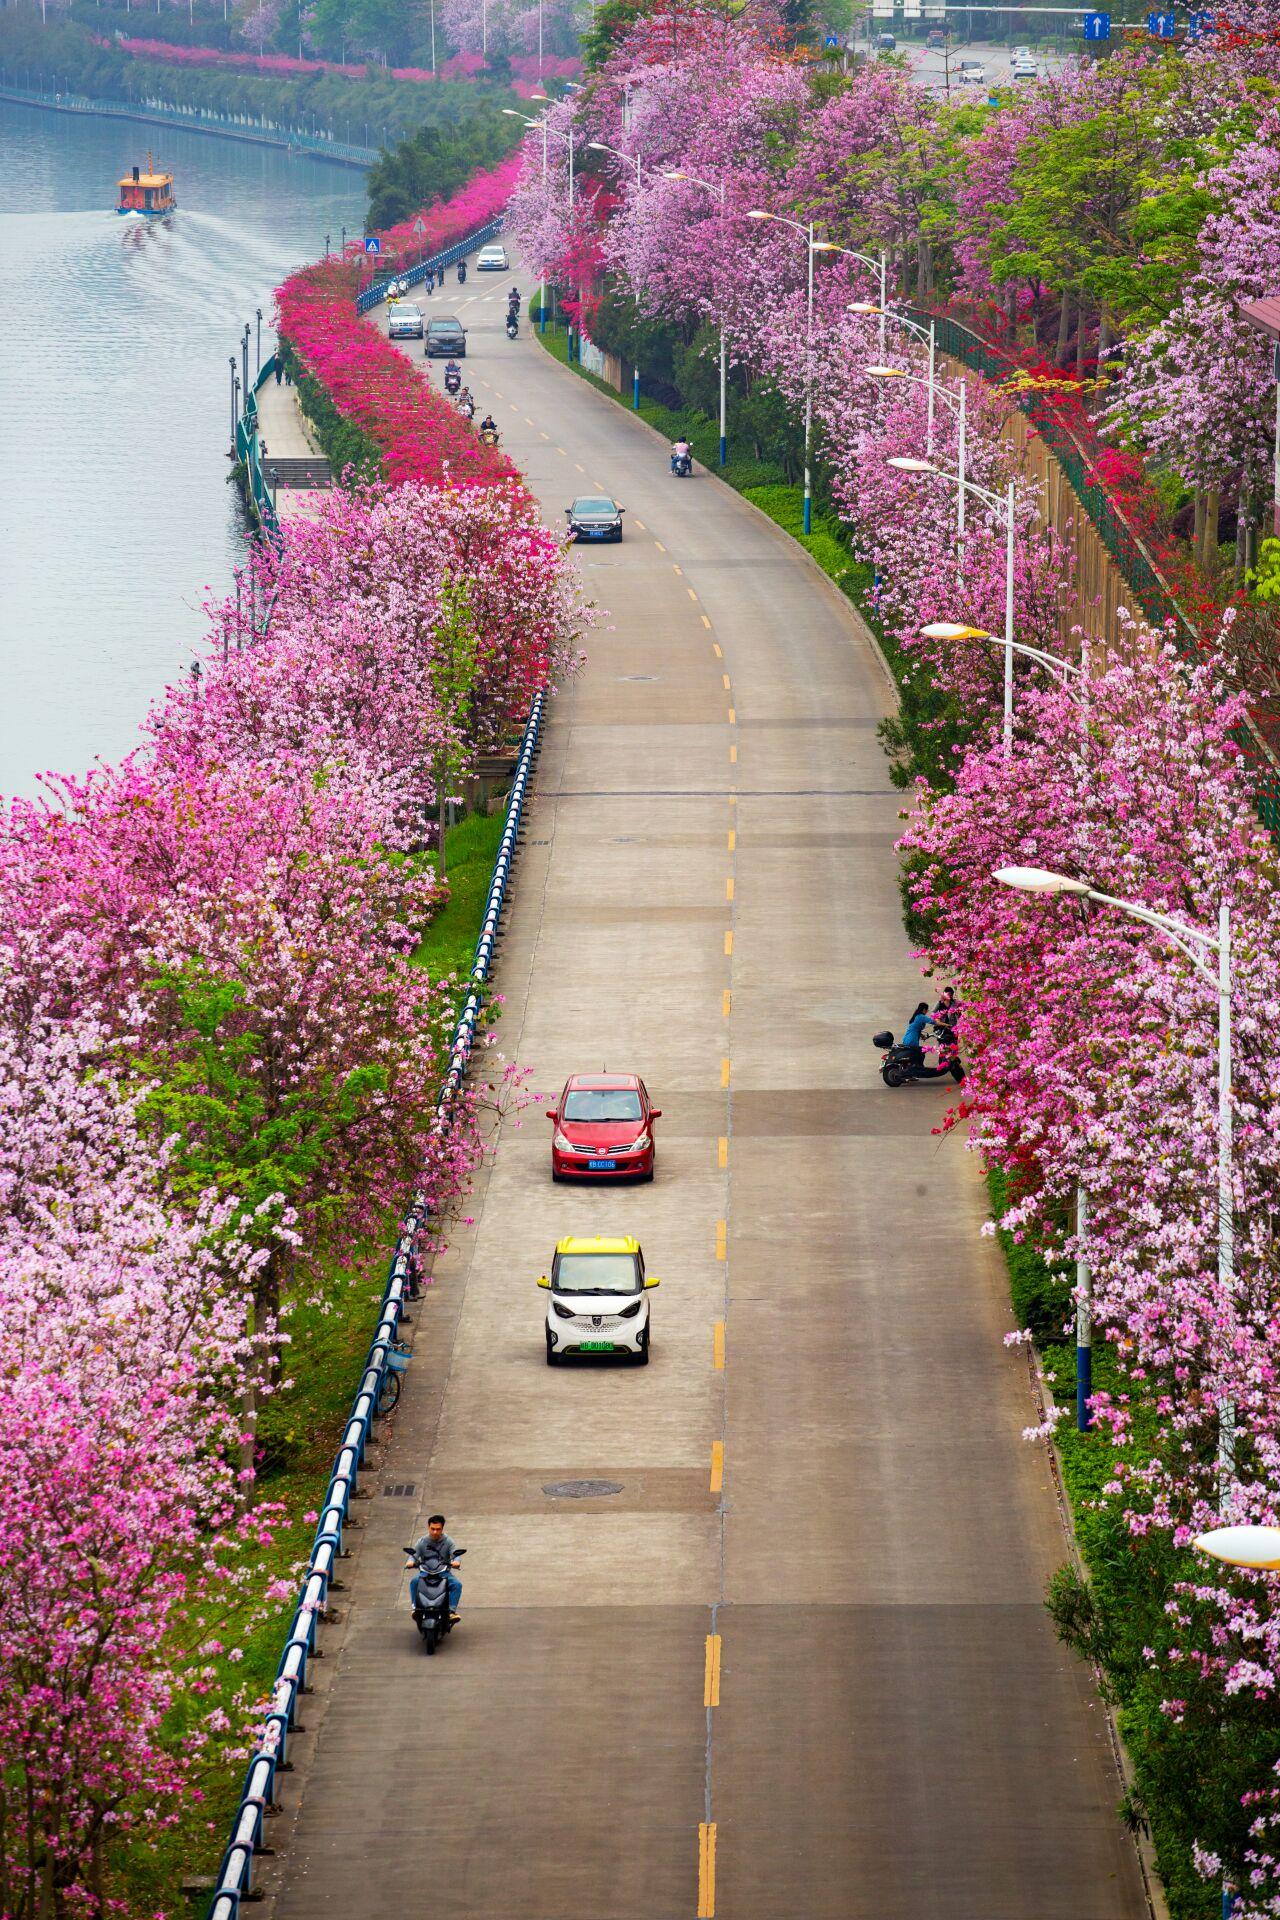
xmin=277 ymin=260 xmax=517 ymax=488
xmin=373 ymin=149 xmax=524 ymax=254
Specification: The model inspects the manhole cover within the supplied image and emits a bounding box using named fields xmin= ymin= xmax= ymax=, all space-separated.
xmin=542 ymin=1479 xmax=624 ymax=1499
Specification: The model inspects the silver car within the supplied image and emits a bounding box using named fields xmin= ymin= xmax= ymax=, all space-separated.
xmin=388 ymin=302 xmax=424 ymax=339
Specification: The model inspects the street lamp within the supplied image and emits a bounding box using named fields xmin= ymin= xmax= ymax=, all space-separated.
xmin=1195 ymin=1526 xmax=1280 ymax=1570
xmin=504 ymin=105 xmax=556 ymax=335
xmin=592 ymin=139 xmax=664 ymax=411
xmin=255 ymin=305 xmax=262 ymax=372
xmin=665 ymin=168 xmax=729 ymax=467
xmin=747 ymin=209 xmax=840 ymax=535
xmin=229 ymin=354 xmax=238 ymax=456
xmin=891 ymin=457 xmax=1018 ymax=750
xmin=241 ymin=323 xmax=250 ymax=408
xmin=995 ymin=865 xmax=1235 ymax=1502
xmin=867 ymin=363 xmax=966 ymax=536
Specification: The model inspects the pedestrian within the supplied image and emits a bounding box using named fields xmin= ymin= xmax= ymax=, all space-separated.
xmin=274 ymin=358 xmax=283 ymax=386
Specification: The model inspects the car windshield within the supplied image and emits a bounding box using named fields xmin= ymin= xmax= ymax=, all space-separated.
xmin=574 ymin=498 xmax=616 ymax=516
xmin=553 ymin=1253 xmax=641 ymax=1295
xmin=563 ymin=1089 xmax=642 ymax=1122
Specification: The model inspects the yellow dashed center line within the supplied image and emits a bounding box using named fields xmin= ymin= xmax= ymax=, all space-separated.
xmin=715 ymin=1220 xmax=727 ymax=1261
xmin=653 ymin=538 xmax=665 ymax=551
xmin=721 ymin=1056 xmax=731 ymax=1087
xmin=634 ymin=519 xmax=647 ymax=530
xmin=722 ymin=988 xmax=732 ymax=1016
xmin=687 ymin=587 xmax=699 ymax=602
xmin=713 ymin=1321 xmax=726 ymax=1371
xmin=525 ymin=416 xmax=535 ymax=426
xmin=725 ymin=876 xmax=734 ymax=902
xmin=728 ymin=829 xmax=736 ymax=852
xmin=494 ymin=390 xmax=504 ymax=399
xmin=702 ymin=614 xmax=712 ymax=630
xmin=724 ymin=930 xmax=733 ymax=956
xmin=539 ymin=431 xmax=550 ymax=440
xmin=698 ymin=1823 xmax=718 ymax=1918
xmin=575 ymin=462 xmax=585 ymax=472
xmin=704 ymin=1633 xmax=722 ymax=1705
xmin=717 ymin=1136 xmax=728 ymax=1170
xmin=709 ymin=1440 xmax=725 ymax=1489
xmin=722 ymin=674 xmax=731 ymax=692
xmin=555 ymin=446 xmax=567 ymax=455
xmin=712 ymin=642 xmax=723 ymax=659
xmin=729 ymin=744 xmax=737 ymax=764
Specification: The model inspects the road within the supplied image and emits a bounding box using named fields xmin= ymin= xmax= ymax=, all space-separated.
xmin=898 ymin=39 xmax=1074 ymax=89
xmin=263 ymin=260 xmax=1151 ymax=1920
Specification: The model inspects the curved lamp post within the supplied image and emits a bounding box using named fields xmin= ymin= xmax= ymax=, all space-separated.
xmin=746 ymin=210 xmax=841 ymax=535
xmin=665 ymin=168 xmax=730 ymax=467
xmin=996 ymin=865 xmax=1235 ymax=1500
xmin=891 ymin=457 xmax=1017 ymax=749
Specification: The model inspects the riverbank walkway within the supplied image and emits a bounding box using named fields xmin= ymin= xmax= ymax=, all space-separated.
xmin=254 ymin=378 xmax=330 ymax=525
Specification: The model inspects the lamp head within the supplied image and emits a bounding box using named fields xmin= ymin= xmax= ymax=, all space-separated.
xmin=994 ymin=867 xmax=1091 ymax=897
xmin=865 ymin=365 xmax=906 ymax=379
xmin=849 ymin=301 xmax=884 ymax=314
xmin=1194 ymin=1526 xmax=1280 ymax=1572
xmin=920 ymin=622 xmax=991 ymax=641
xmin=811 ymin=239 xmax=839 ymax=252
xmin=887 ymin=456 xmax=936 ymax=475
xmin=746 ymin=209 xmax=771 ymax=221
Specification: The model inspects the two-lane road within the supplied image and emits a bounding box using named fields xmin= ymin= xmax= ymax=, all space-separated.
xmin=265 ymin=262 xmax=1150 ymax=1920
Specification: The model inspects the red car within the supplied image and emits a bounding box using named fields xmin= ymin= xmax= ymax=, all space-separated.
xmin=547 ymin=1074 xmax=660 ymax=1181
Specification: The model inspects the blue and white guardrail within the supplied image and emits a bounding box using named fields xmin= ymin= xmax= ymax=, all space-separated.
xmin=354 ymin=215 xmax=504 ymax=315
xmin=206 ymin=688 xmax=546 ymax=1920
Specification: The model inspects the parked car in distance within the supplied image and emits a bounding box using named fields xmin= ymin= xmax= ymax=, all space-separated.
xmin=957 ymin=57 xmax=987 ymax=81
xmin=547 ymin=1074 xmax=660 ymax=1181
xmin=387 ymin=301 xmax=424 ymax=340
xmin=925 ymin=27 xmax=948 ymax=48
xmin=876 ymin=28 xmax=896 ymax=47
xmin=565 ymin=495 xmax=625 ymax=542
xmin=1010 ymin=46 xmax=1039 ymax=76
xmin=538 ymin=1235 xmax=660 ymax=1366
xmin=426 ymin=316 xmax=467 ymax=357
xmin=476 ymin=242 xmax=509 ymax=271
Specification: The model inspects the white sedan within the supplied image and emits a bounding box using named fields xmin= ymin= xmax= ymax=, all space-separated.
xmin=476 ymin=243 xmax=509 ymax=271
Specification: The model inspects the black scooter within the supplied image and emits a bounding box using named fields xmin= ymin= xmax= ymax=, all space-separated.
xmin=873 ymin=1027 xmax=964 ymax=1088
xmin=457 ymin=260 xmax=467 ymax=283
xmin=506 ymin=315 xmax=520 ymax=339
xmin=443 ymin=362 xmax=462 ymax=395
xmin=404 ymin=1545 xmax=466 ymax=1655
xmin=671 ymin=449 xmax=692 ymax=477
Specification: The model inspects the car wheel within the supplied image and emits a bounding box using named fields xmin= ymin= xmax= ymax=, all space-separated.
xmin=632 ymin=1327 xmax=650 ymax=1367
xmin=552 ymin=1168 xmax=565 ymax=1184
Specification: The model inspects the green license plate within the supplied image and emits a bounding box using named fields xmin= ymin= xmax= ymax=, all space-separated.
xmin=579 ymin=1340 xmax=614 ymax=1351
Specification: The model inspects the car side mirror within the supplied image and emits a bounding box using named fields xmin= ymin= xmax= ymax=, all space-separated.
xmin=618 ymin=506 xmax=626 ymax=513
xmin=649 ymin=1108 xmax=662 ymax=1120
xmin=546 ymin=1110 xmax=558 ymax=1120
xmin=644 ymin=1275 xmax=660 ymax=1289
xmin=537 ymin=1275 xmax=551 ymax=1289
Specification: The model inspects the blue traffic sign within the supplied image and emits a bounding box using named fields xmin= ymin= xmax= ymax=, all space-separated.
xmin=823 ymin=33 xmax=840 ymax=46
xmin=1186 ymin=8 xmax=1211 ymax=33
xmin=363 ymin=235 xmax=382 ymax=254
xmin=1082 ymin=10 xmax=1111 ymax=37
xmin=1147 ymin=8 xmax=1176 ymax=35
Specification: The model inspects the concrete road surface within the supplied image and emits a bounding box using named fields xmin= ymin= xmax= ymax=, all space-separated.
xmin=263 ymin=259 xmax=1152 ymax=1920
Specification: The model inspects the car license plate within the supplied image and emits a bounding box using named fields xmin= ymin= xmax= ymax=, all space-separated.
xmin=579 ymin=1340 xmax=613 ymax=1351
xmin=588 ymin=1158 xmax=617 ymax=1170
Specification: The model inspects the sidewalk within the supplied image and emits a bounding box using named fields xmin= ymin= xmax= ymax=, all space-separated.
xmin=254 ymin=376 xmax=329 ymax=525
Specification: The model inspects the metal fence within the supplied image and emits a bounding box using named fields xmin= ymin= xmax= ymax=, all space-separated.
xmin=236 ymin=359 xmax=281 ymax=544
xmin=355 ymin=216 xmax=503 ymax=314
xmin=0 ymin=81 xmax=378 ymax=166
xmin=206 ymin=688 xmax=545 ymax=1920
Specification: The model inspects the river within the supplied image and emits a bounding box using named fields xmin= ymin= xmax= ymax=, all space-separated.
xmin=0 ymin=99 xmax=364 ymax=796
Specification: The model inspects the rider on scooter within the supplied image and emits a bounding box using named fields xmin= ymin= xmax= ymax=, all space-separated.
xmin=408 ymin=1514 xmax=463 ymax=1621
xmin=671 ymin=437 xmax=692 ymax=474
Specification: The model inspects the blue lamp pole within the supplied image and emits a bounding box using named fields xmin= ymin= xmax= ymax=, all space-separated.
xmin=664 ymin=168 xmax=729 ymax=466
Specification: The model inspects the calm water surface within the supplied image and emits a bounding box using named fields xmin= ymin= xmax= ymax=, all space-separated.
xmin=0 ymin=102 xmax=364 ymax=794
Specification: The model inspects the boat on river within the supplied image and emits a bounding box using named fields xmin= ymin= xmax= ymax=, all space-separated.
xmin=116 ymin=156 xmax=175 ymax=216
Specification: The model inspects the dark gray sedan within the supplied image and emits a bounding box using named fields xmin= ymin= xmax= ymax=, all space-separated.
xmin=565 ymin=495 xmax=625 ymax=543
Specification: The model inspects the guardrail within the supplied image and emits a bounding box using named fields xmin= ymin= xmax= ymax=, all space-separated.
xmin=355 ymin=216 xmax=503 ymax=314
xmin=206 ymin=688 xmax=546 ymax=1920
xmin=236 ymin=357 xmax=281 ymax=544
xmin=0 ymin=81 xmax=378 ymax=165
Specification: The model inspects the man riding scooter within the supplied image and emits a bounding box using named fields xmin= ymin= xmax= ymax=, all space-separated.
xmin=408 ymin=1514 xmax=463 ymax=1622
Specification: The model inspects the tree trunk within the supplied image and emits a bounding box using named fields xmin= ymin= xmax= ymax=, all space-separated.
xmin=1075 ymin=302 xmax=1088 ymax=377
xmin=1097 ymin=309 xmax=1113 ymax=376
xmin=1201 ymin=486 xmax=1222 ymax=571
xmin=436 ymin=757 xmax=448 ymax=881
xmin=1055 ymin=292 xmax=1072 ymax=368
xmin=1193 ymin=488 xmax=1207 ymax=559
xmin=1235 ymin=486 xmax=1249 ymax=583
xmin=1006 ymin=279 xmax=1018 ymax=346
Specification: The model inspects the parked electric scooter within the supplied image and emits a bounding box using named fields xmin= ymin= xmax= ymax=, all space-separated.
xmin=404 ymin=1545 xmax=467 ymax=1655
xmin=872 ymin=1027 xmax=964 ymax=1088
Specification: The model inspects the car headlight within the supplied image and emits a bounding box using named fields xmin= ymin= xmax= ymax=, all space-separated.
xmin=553 ymin=1131 xmax=573 ymax=1151
xmin=623 ymin=1133 xmax=650 ymax=1154
xmin=618 ymin=1299 xmax=644 ymax=1319
xmin=552 ymin=1301 xmax=578 ymax=1320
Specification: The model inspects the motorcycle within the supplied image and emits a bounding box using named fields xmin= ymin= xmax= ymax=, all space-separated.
xmin=404 ymin=1545 xmax=466 ymax=1655
xmin=671 ymin=448 xmax=693 ymax=477
xmin=443 ymin=362 xmax=462 ymax=396
xmin=872 ymin=1027 xmax=964 ymax=1089
xmin=457 ymin=260 xmax=467 ymax=283
xmin=506 ymin=315 xmax=520 ymax=339
xmin=478 ymin=424 xmax=500 ymax=448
